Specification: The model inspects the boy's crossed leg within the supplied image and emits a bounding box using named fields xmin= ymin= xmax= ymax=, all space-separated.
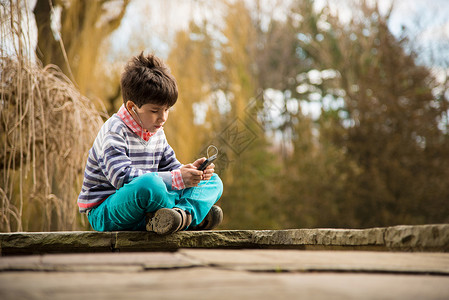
xmin=88 ymin=173 xmax=223 ymax=234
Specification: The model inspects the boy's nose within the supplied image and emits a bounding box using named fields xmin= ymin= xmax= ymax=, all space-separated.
xmin=159 ymin=112 xmax=167 ymax=122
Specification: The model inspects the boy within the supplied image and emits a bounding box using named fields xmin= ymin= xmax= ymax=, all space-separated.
xmin=77 ymin=52 xmax=223 ymax=234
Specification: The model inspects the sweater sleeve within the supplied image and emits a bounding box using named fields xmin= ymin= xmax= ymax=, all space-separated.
xmin=158 ymin=137 xmax=182 ymax=172
xmin=157 ymin=133 xmax=184 ymax=190
xmin=97 ymin=132 xmax=144 ymax=189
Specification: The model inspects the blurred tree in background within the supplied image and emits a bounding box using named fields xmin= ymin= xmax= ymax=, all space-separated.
xmin=165 ymin=2 xmax=282 ymax=229
xmin=286 ymin=1 xmax=449 ymax=227
xmin=33 ymin=0 xmax=129 ymax=108
xmin=2 ymin=0 xmax=448 ymax=231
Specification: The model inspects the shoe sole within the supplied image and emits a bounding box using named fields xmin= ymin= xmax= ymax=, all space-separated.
xmin=146 ymin=208 xmax=181 ymax=235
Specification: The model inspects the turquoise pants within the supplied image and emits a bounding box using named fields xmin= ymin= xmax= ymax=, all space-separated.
xmin=88 ymin=173 xmax=223 ymax=231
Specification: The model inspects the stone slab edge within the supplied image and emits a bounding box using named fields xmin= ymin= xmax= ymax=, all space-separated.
xmin=0 ymin=224 xmax=447 ymax=255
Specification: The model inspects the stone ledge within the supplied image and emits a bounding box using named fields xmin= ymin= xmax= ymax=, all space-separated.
xmin=0 ymin=224 xmax=448 ymax=255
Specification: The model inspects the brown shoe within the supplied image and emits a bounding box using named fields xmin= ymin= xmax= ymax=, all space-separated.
xmin=146 ymin=208 xmax=191 ymax=235
xmin=173 ymin=207 xmax=192 ymax=231
xmin=189 ymin=205 xmax=223 ymax=231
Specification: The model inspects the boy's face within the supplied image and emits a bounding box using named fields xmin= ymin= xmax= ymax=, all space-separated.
xmin=127 ymin=101 xmax=170 ymax=133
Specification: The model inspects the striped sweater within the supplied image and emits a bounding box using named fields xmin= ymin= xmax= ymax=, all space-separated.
xmin=77 ymin=113 xmax=182 ymax=213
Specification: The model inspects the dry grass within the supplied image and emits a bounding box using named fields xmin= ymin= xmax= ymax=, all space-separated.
xmin=0 ymin=0 xmax=104 ymax=231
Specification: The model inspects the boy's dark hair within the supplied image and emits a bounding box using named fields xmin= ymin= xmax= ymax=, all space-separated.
xmin=120 ymin=52 xmax=178 ymax=107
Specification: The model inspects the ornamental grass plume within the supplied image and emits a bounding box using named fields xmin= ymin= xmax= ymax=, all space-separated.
xmin=0 ymin=0 xmax=104 ymax=231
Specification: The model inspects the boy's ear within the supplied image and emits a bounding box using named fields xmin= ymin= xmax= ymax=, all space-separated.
xmin=125 ymin=100 xmax=135 ymax=112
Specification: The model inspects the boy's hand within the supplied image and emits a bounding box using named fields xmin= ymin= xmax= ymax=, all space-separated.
xmin=181 ymin=158 xmax=215 ymax=187
xmin=180 ymin=164 xmax=203 ymax=187
xmin=193 ymin=157 xmax=215 ymax=181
